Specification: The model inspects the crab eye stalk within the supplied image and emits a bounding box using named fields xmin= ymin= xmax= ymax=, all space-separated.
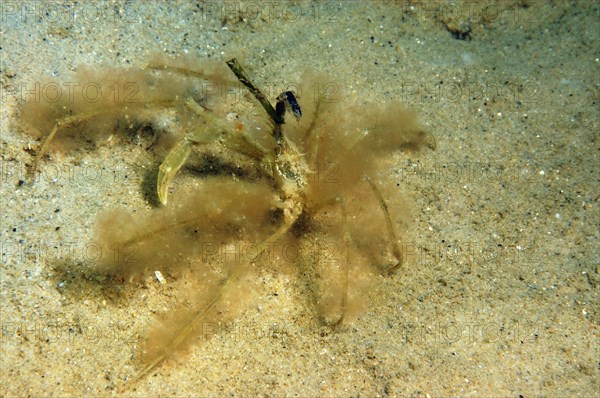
xmin=276 ymin=91 xmax=302 ymax=121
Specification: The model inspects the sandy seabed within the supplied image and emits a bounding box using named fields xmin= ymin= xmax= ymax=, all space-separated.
xmin=1 ymin=1 xmax=598 ymax=397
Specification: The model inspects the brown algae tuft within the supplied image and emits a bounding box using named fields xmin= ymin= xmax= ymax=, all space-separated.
xmin=18 ymin=56 xmax=434 ymax=389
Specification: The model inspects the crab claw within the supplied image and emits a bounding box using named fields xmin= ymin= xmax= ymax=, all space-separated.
xmin=157 ymin=139 xmax=191 ymax=205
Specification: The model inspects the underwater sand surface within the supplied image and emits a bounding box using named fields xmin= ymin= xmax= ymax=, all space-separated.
xmin=1 ymin=1 xmax=598 ymax=396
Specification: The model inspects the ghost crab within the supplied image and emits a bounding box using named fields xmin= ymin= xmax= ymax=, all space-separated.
xmin=22 ymin=57 xmax=433 ymax=388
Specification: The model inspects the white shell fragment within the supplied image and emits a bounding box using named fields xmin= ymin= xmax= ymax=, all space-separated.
xmin=155 ymin=270 xmax=167 ymax=284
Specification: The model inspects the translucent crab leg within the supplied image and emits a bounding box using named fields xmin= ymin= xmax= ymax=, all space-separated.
xmin=32 ymin=109 xmax=109 ymax=179
xmin=184 ymin=98 xmax=268 ymax=161
xmin=122 ymin=211 xmax=299 ymax=391
xmin=365 ymin=176 xmax=403 ymax=274
xmin=31 ymin=100 xmax=180 ymax=181
xmin=306 ymin=98 xmax=323 ymax=172
xmin=331 ymin=196 xmax=349 ymax=328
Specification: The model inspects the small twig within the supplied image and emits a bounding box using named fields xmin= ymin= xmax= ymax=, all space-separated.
xmin=226 ymin=58 xmax=302 ymax=154
xmin=226 ymin=58 xmax=282 ymax=125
